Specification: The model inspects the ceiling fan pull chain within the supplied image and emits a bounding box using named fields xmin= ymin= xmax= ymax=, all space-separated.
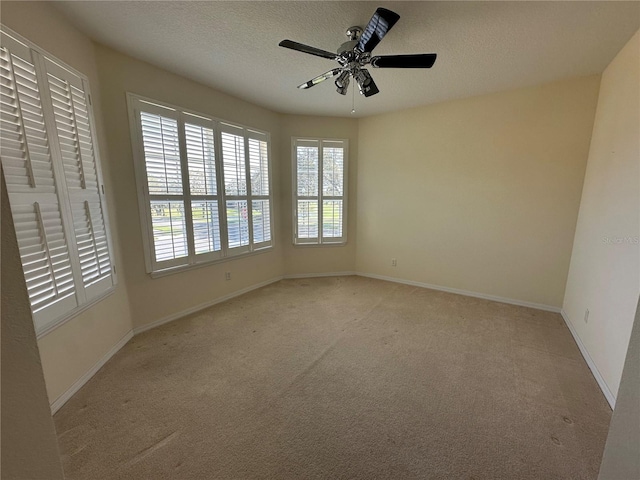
xmin=351 ymin=84 xmax=356 ymax=114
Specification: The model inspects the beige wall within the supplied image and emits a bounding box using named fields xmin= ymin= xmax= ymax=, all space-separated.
xmin=1 ymin=174 xmax=64 ymax=480
xmin=356 ymin=76 xmax=601 ymax=308
xmin=280 ymin=115 xmax=358 ymax=275
xmin=598 ymin=297 xmax=640 ymax=479
xmin=1 ymin=1 xmax=134 ymax=404
xmin=94 ymin=45 xmax=285 ymax=329
xmin=563 ymin=31 xmax=640 ymax=399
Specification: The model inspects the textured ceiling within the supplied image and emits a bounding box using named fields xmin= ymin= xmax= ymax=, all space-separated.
xmin=53 ymin=1 xmax=640 ymax=118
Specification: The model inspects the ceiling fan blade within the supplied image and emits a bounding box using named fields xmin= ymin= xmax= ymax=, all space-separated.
xmin=297 ymin=69 xmax=342 ymax=89
xmin=371 ymin=54 xmax=437 ymax=68
xmin=279 ymin=40 xmax=338 ymax=60
xmin=357 ymin=8 xmax=400 ymax=53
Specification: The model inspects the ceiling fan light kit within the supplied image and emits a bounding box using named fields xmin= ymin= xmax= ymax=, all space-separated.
xmin=279 ymin=7 xmax=437 ymax=99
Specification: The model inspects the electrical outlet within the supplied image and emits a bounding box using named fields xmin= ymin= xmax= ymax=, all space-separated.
xmin=391 ymin=258 xmax=397 ymax=267
xmin=584 ymin=309 xmax=589 ymax=324
xmin=225 ymin=272 xmax=231 ymax=281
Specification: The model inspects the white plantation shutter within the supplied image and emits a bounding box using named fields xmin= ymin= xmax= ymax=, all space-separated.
xmin=44 ymin=58 xmax=113 ymax=299
xmin=140 ymin=111 xmax=182 ymax=196
xmin=321 ymin=141 xmax=344 ymax=239
xmin=221 ymin=124 xmax=250 ymax=254
xmin=127 ymin=94 xmax=273 ymax=273
xmin=1 ymin=33 xmax=79 ymax=328
xmin=247 ymin=131 xmax=271 ymax=247
xmin=295 ymin=140 xmax=320 ymax=241
xmin=293 ymin=138 xmax=347 ymax=245
xmin=12 ymin=203 xmax=76 ymax=318
xmin=137 ymin=105 xmax=189 ymax=269
xmin=0 ymin=28 xmax=115 ymax=334
xmin=221 ymin=125 xmax=246 ymax=197
xmin=185 ymin=117 xmax=222 ymax=261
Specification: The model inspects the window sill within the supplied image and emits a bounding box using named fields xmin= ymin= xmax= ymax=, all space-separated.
xmin=292 ymin=241 xmax=348 ymax=248
xmin=149 ymin=246 xmax=274 ymax=279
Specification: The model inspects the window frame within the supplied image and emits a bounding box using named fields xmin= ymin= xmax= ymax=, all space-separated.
xmin=0 ymin=26 xmax=117 ymax=338
xmin=127 ymin=93 xmax=274 ymax=276
xmin=292 ymin=137 xmax=349 ymax=246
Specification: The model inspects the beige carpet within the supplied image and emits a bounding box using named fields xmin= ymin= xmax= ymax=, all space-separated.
xmin=54 ymin=276 xmax=612 ymax=479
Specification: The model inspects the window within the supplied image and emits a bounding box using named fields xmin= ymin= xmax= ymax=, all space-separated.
xmin=293 ymin=138 xmax=348 ymax=245
xmin=127 ymin=94 xmax=272 ymax=274
xmin=0 ymin=27 xmax=116 ymax=336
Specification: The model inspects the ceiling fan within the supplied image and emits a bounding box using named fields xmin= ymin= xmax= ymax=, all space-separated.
xmin=279 ymin=7 xmax=437 ymax=98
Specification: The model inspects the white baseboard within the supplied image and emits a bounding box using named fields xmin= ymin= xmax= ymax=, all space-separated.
xmin=356 ymin=272 xmax=561 ymax=313
xmin=560 ymin=309 xmax=615 ymax=409
xmin=50 ymin=329 xmax=134 ymax=414
xmin=283 ymin=271 xmax=356 ymax=279
xmin=132 ymin=276 xmax=284 ymax=335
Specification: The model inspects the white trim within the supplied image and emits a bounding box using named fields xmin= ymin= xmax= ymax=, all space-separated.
xmin=560 ymin=309 xmax=616 ymax=409
xmin=291 ymin=242 xmax=348 ymax=248
xmin=356 ymin=272 xmax=562 ymax=313
xmin=283 ymin=271 xmax=356 ymax=279
xmin=50 ymin=329 xmax=134 ymax=414
xmin=132 ymin=276 xmax=283 ymax=335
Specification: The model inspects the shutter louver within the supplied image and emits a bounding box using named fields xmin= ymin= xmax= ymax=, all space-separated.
xmin=221 ymin=130 xmax=246 ymax=196
xmin=13 ymin=202 xmax=76 ymax=315
xmin=186 ymin=122 xmax=216 ymax=196
xmin=226 ymin=199 xmax=249 ymax=248
xmin=150 ymin=200 xmax=188 ymax=262
xmin=297 ymin=200 xmax=319 ymax=239
xmin=45 ymin=58 xmax=113 ymax=297
xmin=248 ymin=137 xmax=268 ymax=196
xmin=252 ymin=199 xmax=271 ymax=243
xmin=296 ymin=144 xmax=319 ymax=197
xmin=191 ymin=200 xmax=221 ymax=254
xmin=140 ymin=112 xmax=182 ymax=195
xmin=1 ymin=48 xmax=56 ymax=194
xmin=322 ymin=200 xmax=343 ymax=237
